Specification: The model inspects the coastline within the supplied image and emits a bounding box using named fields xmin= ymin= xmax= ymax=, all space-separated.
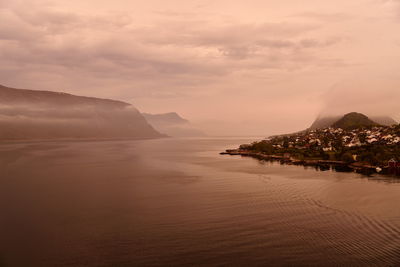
xmin=221 ymin=149 xmax=399 ymax=176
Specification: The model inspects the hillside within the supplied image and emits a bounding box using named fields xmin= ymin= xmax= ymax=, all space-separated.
xmin=142 ymin=112 xmax=189 ymax=125
xmin=309 ymin=116 xmax=340 ymax=130
xmin=229 ymin=123 xmax=400 ymax=172
xmin=0 ymin=84 xmax=164 ymax=140
xmin=331 ymin=112 xmax=378 ymax=130
xmin=143 ymin=112 xmax=206 ymax=137
xmin=309 ymin=114 xmax=397 ymax=130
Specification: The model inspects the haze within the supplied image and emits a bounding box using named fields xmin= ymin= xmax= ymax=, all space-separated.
xmin=1 ymin=0 xmax=399 ymax=136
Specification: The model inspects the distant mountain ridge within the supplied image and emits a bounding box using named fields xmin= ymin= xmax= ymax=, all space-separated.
xmin=142 ymin=112 xmax=189 ymax=125
xmin=0 ymin=84 xmax=164 ymax=140
xmin=143 ymin=112 xmax=206 ymax=137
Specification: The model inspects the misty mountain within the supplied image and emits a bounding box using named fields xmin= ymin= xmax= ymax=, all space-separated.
xmin=143 ymin=112 xmax=206 ymax=137
xmin=142 ymin=112 xmax=189 ymax=125
xmin=0 ymin=84 xmax=164 ymax=140
xmin=331 ymin=112 xmax=378 ymax=130
xmin=309 ymin=113 xmax=397 ymax=130
xmin=370 ymin=116 xmax=398 ymax=126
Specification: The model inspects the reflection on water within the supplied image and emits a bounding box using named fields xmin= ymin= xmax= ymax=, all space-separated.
xmin=0 ymin=138 xmax=400 ymax=266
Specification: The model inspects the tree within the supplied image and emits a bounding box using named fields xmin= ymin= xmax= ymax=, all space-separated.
xmin=251 ymin=141 xmax=274 ymax=154
xmin=283 ymin=137 xmax=289 ymax=148
xmin=358 ymin=132 xmax=367 ymax=144
xmin=341 ymin=152 xmax=355 ymax=164
xmin=321 ymin=151 xmax=330 ymax=160
xmin=332 ymin=136 xmax=343 ymax=151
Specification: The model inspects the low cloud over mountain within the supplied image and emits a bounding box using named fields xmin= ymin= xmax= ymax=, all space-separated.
xmin=0 ymin=84 xmax=163 ymax=140
xmin=143 ymin=112 xmax=206 ymax=137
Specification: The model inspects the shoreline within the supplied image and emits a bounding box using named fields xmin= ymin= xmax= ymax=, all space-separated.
xmin=221 ymin=149 xmax=399 ymax=176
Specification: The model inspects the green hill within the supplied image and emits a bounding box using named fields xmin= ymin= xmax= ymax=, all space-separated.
xmin=309 ymin=114 xmax=396 ymax=130
xmin=331 ymin=112 xmax=379 ymax=130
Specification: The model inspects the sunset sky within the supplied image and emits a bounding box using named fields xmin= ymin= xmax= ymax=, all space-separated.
xmin=1 ymin=0 xmax=399 ymax=135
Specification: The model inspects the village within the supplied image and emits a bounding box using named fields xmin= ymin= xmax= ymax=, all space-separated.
xmin=223 ymin=124 xmax=400 ymax=176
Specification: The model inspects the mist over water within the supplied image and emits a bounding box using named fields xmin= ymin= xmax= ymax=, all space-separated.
xmin=1 ymin=138 xmax=400 ymax=266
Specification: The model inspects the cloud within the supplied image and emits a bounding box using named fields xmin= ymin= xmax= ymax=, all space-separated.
xmin=0 ymin=1 xmax=346 ymax=100
xmin=290 ymin=12 xmax=352 ymax=22
xmin=379 ymin=0 xmax=400 ymax=20
xmin=320 ymin=78 xmax=400 ymax=119
xmin=0 ymin=0 xmax=399 ymax=135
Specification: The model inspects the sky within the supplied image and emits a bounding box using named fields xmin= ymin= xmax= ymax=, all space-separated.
xmin=0 ymin=0 xmax=399 ymax=135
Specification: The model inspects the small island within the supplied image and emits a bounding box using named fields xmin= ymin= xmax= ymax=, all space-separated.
xmin=222 ymin=112 xmax=400 ymax=176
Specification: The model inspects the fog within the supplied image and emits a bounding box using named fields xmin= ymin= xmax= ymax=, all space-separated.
xmin=320 ymin=78 xmax=400 ymax=118
xmin=1 ymin=0 xmax=399 ymax=136
xmin=0 ymin=101 xmax=162 ymax=140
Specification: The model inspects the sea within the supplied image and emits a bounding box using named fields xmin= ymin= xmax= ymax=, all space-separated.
xmin=1 ymin=137 xmax=400 ymax=266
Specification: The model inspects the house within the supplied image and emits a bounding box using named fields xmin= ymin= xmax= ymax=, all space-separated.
xmin=388 ymin=159 xmax=397 ymax=168
xmin=382 ymin=134 xmax=393 ymax=140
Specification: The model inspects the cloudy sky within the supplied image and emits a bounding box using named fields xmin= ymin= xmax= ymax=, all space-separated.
xmin=1 ymin=0 xmax=399 ymax=135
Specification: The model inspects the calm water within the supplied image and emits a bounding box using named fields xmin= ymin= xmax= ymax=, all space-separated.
xmin=1 ymin=138 xmax=400 ymax=266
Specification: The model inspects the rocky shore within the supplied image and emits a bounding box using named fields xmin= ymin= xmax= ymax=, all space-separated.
xmin=220 ymin=149 xmax=398 ymax=176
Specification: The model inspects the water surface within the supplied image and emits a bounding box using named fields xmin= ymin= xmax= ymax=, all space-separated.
xmin=1 ymin=138 xmax=400 ymax=266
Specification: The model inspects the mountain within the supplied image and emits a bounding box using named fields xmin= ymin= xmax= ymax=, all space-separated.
xmin=309 ymin=113 xmax=397 ymax=130
xmin=309 ymin=116 xmax=340 ymax=130
xmin=0 ymin=84 xmax=164 ymax=140
xmin=142 ymin=112 xmax=189 ymax=125
xmin=142 ymin=112 xmax=206 ymax=137
xmin=331 ymin=112 xmax=378 ymax=130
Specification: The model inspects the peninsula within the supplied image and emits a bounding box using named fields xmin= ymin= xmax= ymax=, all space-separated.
xmin=222 ymin=112 xmax=400 ymax=176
